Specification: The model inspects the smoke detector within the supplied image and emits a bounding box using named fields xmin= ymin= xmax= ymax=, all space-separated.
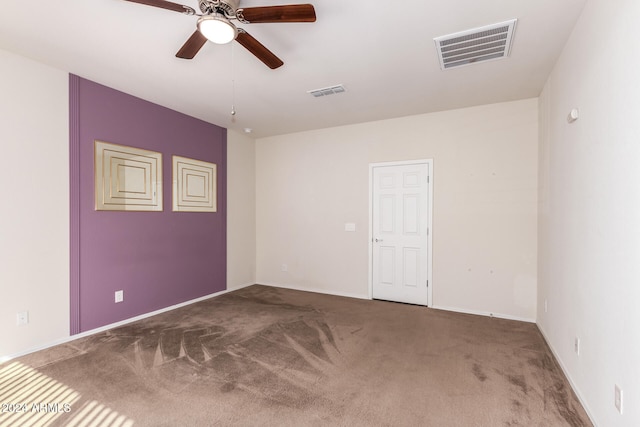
xmin=434 ymin=19 xmax=517 ymax=70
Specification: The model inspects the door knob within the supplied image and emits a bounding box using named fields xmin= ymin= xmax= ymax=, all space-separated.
xmin=374 ymin=238 xmax=383 ymax=242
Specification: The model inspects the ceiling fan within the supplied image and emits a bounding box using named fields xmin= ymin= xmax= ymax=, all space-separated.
xmin=123 ymin=0 xmax=316 ymax=69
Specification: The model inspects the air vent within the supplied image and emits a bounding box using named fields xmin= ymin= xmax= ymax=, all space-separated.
xmin=434 ymin=19 xmax=517 ymax=70
xmin=308 ymin=84 xmax=346 ymax=98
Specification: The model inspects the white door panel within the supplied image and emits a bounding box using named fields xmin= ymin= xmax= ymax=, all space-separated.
xmin=371 ymin=162 xmax=431 ymax=306
xmin=380 ymin=246 xmax=395 ymax=285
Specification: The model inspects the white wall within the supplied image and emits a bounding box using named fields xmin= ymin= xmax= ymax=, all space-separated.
xmin=256 ymin=99 xmax=538 ymax=321
xmin=0 ymin=49 xmax=70 ymax=358
xmin=226 ymin=130 xmax=256 ymax=290
xmin=537 ymin=0 xmax=640 ymax=425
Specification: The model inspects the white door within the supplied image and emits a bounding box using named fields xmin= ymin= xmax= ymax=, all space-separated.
xmin=371 ymin=161 xmax=431 ymax=306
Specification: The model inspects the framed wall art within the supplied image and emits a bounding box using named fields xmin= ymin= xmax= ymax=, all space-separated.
xmin=94 ymin=140 xmax=163 ymax=211
xmin=172 ymin=155 xmax=217 ymax=212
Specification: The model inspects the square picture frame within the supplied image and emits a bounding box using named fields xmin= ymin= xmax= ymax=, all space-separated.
xmin=94 ymin=140 xmax=163 ymax=211
xmin=172 ymin=155 xmax=217 ymax=212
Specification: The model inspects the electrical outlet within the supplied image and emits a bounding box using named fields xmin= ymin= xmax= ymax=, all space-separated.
xmin=574 ymin=337 xmax=580 ymax=356
xmin=281 ymin=264 xmax=288 ymax=272
xmin=115 ymin=290 xmax=124 ymax=303
xmin=615 ymin=385 xmax=623 ymax=414
xmin=16 ymin=311 xmax=29 ymax=326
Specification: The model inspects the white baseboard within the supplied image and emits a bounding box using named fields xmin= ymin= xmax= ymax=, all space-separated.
xmin=1 ymin=287 xmax=237 ymax=363
xmin=226 ymin=281 xmax=256 ymax=292
xmin=257 ymin=282 xmax=369 ymax=301
xmin=536 ymin=325 xmax=598 ymax=426
xmin=1 ymin=285 xmax=538 ymax=365
xmin=260 ymin=285 xmax=535 ymax=324
xmin=431 ymin=304 xmax=536 ymax=323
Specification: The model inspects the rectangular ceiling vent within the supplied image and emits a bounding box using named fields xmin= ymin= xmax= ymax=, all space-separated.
xmin=434 ymin=19 xmax=517 ymax=70
xmin=308 ymin=84 xmax=346 ymax=98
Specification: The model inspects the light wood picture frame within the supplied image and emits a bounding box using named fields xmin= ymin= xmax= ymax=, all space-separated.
xmin=172 ymin=155 xmax=217 ymax=212
xmin=94 ymin=140 xmax=163 ymax=211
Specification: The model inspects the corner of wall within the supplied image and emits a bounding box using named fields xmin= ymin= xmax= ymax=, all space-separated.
xmin=226 ymin=130 xmax=257 ymax=289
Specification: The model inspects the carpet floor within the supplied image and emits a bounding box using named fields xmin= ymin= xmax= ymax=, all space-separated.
xmin=0 ymin=285 xmax=592 ymax=426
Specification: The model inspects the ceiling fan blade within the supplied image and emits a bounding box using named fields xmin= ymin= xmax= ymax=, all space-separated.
xmin=176 ymin=31 xmax=208 ymax=59
xmin=237 ymin=4 xmax=316 ymax=23
xmin=236 ymin=29 xmax=284 ymax=69
xmin=122 ymin=0 xmax=195 ymax=14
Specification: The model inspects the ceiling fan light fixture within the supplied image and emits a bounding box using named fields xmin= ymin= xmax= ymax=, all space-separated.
xmin=197 ymin=14 xmax=237 ymax=44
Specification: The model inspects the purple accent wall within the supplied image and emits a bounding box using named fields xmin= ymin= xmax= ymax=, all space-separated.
xmin=69 ymin=76 xmax=81 ymax=334
xmin=70 ymin=75 xmax=227 ymax=333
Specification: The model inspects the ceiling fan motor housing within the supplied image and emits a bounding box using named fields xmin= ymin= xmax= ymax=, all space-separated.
xmin=200 ymin=0 xmax=240 ymax=16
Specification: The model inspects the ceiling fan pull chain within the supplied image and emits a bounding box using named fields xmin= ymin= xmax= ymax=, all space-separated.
xmin=231 ymin=43 xmax=237 ymax=117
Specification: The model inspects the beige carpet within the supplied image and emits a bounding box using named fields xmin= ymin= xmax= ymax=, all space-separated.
xmin=0 ymin=285 xmax=592 ymax=426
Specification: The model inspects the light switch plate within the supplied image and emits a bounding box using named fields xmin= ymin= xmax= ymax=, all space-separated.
xmin=16 ymin=311 xmax=29 ymax=326
xmin=344 ymin=223 xmax=356 ymax=232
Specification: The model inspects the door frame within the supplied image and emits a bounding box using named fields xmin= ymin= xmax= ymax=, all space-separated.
xmin=368 ymin=159 xmax=433 ymax=306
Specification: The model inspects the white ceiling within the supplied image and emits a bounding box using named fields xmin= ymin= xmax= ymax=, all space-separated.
xmin=0 ymin=0 xmax=586 ymax=138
